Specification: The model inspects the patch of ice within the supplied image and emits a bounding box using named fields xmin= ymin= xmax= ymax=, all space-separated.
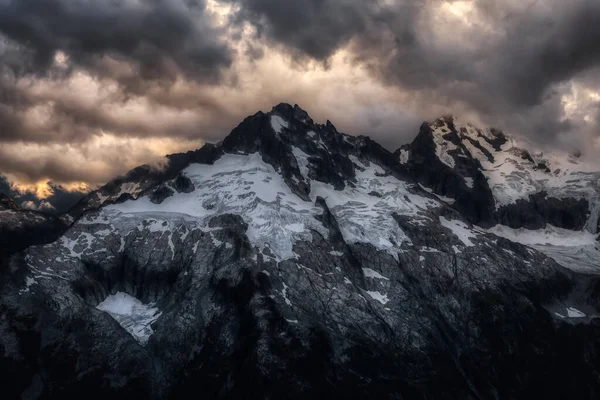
xmin=439 ymin=217 xmax=477 ymax=247
xmin=311 ymin=158 xmax=438 ymax=258
xmin=270 ymin=115 xmax=289 ymax=135
xmin=96 ymin=292 xmax=162 ymax=346
xmin=281 ymin=282 xmax=293 ymax=307
xmin=329 ymin=250 xmax=344 ymax=256
xmin=567 ymin=307 xmax=586 ymax=318
xmin=420 ymin=247 xmax=440 ymax=253
xmin=60 ymin=232 xmax=96 ymax=257
xmin=167 ymin=233 xmax=175 ymax=259
xmin=291 ymin=147 xmax=311 ymax=179
xmin=211 ymin=233 xmax=224 ymax=247
xmin=418 ymin=183 xmax=433 ymax=193
xmin=398 ymin=149 xmax=410 ymax=164
xmin=464 ymin=177 xmax=474 ymax=188
xmin=485 ymin=223 xmax=600 ymax=273
xmin=485 ymin=224 xmax=597 ymax=247
xmin=435 ymin=193 xmax=456 ymax=204
xmin=362 ymin=268 xmax=390 ymax=280
xmin=285 ymin=223 xmax=305 ymax=233
xmin=19 ymin=276 xmax=37 ymax=294
xmin=418 ymin=183 xmax=456 ymax=204
xmin=432 ymin=124 xmax=458 ymax=169
xmin=366 ymin=290 xmax=390 ymax=305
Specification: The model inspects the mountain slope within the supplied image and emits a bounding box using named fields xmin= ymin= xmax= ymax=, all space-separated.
xmin=2 ymin=105 xmax=600 ymax=399
xmin=398 ymin=116 xmax=598 ymax=230
xmin=398 ymin=115 xmax=600 ymax=273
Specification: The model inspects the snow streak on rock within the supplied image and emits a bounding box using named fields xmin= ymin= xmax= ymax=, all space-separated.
xmin=97 ymin=292 xmax=162 ymax=346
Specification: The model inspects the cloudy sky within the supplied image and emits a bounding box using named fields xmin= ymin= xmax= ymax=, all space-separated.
xmin=1 ymin=0 xmax=600 ymax=209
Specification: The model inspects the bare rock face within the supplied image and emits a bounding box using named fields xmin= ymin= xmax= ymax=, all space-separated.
xmin=0 ymin=193 xmax=20 ymax=211
xmin=150 ymin=186 xmax=175 ymax=204
xmin=2 ymin=105 xmax=600 ymax=399
xmin=174 ymin=174 xmax=195 ymax=193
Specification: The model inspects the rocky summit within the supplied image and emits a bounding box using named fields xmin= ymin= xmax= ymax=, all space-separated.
xmin=2 ymin=103 xmax=600 ymax=399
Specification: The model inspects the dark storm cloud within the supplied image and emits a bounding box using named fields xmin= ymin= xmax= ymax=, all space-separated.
xmin=461 ymin=0 xmax=600 ymax=111
xmin=0 ymin=0 xmax=232 ymax=82
xmin=224 ymin=0 xmax=377 ymax=60
xmin=227 ymin=0 xmax=600 ymax=142
xmin=0 ymin=0 xmax=237 ymax=151
xmin=2 ymin=0 xmax=600 ymax=199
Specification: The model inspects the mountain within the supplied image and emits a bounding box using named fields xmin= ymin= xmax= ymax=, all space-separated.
xmin=1 ymin=104 xmax=600 ymax=399
xmin=0 ymin=194 xmax=66 ymax=259
xmin=0 ymin=177 xmax=88 ymax=214
xmin=398 ymin=116 xmax=600 ymax=272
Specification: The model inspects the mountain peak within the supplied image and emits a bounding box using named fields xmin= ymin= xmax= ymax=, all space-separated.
xmin=270 ymin=103 xmax=314 ymax=126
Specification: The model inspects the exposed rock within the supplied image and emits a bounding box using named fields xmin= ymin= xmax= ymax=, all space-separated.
xmin=174 ymin=174 xmax=195 ymax=193
xmin=496 ymin=192 xmax=590 ymax=230
xmin=0 ymin=193 xmax=20 ymax=211
xmin=0 ymin=208 xmax=65 ymax=259
xmin=150 ymin=186 xmax=175 ymax=204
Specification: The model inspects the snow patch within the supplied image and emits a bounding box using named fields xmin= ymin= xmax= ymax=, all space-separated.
xmin=270 ymin=115 xmax=289 ymax=135
xmin=366 ymin=291 xmax=390 ymax=305
xmin=291 ymin=147 xmax=311 ymax=179
xmin=398 ymin=149 xmax=410 ymax=164
xmin=434 ymin=193 xmax=456 ymax=205
xmin=439 ymin=217 xmax=477 ymax=247
xmin=485 ymin=224 xmax=597 ymax=247
xmin=555 ymin=307 xmax=586 ymax=319
xmin=432 ymin=124 xmax=458 ymax=169
xmin=362 ymin=268 xmax=390 ymax=280
xmin=567 ymin=307 xmax=586 ymax=318
xmin=281 ymin=282 xmax=293 ymax=307
xmin=96 ymin=292 xmax=162 ymax=346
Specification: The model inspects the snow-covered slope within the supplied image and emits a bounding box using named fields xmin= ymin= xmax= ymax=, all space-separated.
xmin=446 ymin=118 xmax=599 ymax=222
xmin=399 ymin=115 xmax=600 ymax=272
xmin=105 ymin=152 xmax=436 ymax=261
xmin=404 ymin=116 xmax=600 ymax=229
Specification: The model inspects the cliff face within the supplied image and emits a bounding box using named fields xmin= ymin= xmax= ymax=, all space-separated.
xmin=2 ymin=105 xmax=600 ymax=399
